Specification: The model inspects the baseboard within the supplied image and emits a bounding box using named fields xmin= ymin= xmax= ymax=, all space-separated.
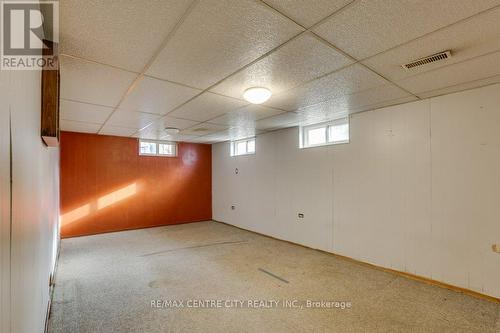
xmin=45 ymin=237 xmax=61 ymax=333
xmin=61 ymin=219 xmax=210 ymax=239
xmin=213 ymin=220 xmax=500 ymax=304
xmin=44 ymin=292 xmax=52 ymax=333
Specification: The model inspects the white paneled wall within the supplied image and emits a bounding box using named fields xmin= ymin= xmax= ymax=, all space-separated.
xmin=212 ymin=83 xmax=500 ymax=298
xmin=0 ymin=58 xmax=11 ymax=333
xmin=0 ymin=68 xmax=60 ymax=332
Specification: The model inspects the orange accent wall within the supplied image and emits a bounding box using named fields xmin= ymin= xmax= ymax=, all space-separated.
xmin=60 ymin=131 xmax=212 ymax=238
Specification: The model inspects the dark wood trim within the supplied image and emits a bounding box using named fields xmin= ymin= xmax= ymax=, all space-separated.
xmin=41 ymin=40 xmax=60 ymax=147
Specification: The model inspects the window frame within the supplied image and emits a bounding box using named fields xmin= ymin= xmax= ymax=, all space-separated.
xmin=158 ymin=142 xmax=177 ymax=156
xmin=230 ymin=137 xmax=256 ymax=157
xmin=300 ymin=117 xmax=350 ymax=149
xmin=139 ymin=139 xmax=178 ymax=157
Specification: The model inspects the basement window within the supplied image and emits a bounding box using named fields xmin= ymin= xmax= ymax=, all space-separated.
xmin=300 ymin=118 xmax=349 ymax=148
xmin=158 ymin=142 xmax=177 ymax=156
xmin=230 ymin=137 xmax=256 ymax=156
xmin=139 ymin=139 xmax=177 ymax=157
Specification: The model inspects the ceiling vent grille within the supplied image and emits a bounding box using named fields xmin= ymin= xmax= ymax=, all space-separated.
xmin=402 ymin=50 xmax=451 ymax=70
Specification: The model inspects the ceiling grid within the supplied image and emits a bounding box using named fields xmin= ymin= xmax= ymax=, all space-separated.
xmin=58 ymin=0 xmax=500 ymax=142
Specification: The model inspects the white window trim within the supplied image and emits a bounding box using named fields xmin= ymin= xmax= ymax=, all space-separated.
xmin=139 ymin=139 xmax=178 ymax=157
xmin=230 ymin=137 xmax=256 ymax=157
xmin=300 ymin=118 xmax=350 ymax=149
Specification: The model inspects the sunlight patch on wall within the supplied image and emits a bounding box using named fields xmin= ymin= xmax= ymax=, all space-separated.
xmin=61 ymin=183 xmax=138 ymax=226
xmin=61 ymin=204 xmax=91 ymax=225
xmin=97 ymin=183 xmax=137 ymax=210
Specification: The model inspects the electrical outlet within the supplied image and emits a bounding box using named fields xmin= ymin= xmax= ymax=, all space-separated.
xmin=231 ymin=205 xmax=235 ymax=210
xmin=298 ymin=213 xmax=304 ymax=219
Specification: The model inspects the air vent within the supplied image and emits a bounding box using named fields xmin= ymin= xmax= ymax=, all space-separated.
xmin=402 ymin=50 xmax=451 ymax=70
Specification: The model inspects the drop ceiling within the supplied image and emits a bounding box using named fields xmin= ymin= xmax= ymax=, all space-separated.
xmin=59 ymin=0 xmax=500 ymax=144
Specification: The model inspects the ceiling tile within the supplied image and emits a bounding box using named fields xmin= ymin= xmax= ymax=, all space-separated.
xmin=417 ymin=75 xmax=500 ymax=99
xmin=352 ymin=96 xmax=419 ymax=114
xmin=198 ymin=130 xmax=233 ymax=143
xmin=146 ymin=0 xmax=303 ymax=89
xmin=120 ymin=76 xmax=201 ymax=115
xmin=180 ymin=123 xmax=227 ymax=136
xmin=137 ymin=116 xmax=200 ymax=139
xmin=184 ymin=136 xmax=218 ymax=144
xmin=60 ymin=56 xmax=137 ymax=107
xmin=302 ymin=84 xmax=412 ymax=115
xmin=133 ymin=116 xmax=200 ymax=140
xmin=210 ymin=33 xmax=353 ymax=99
xmin=106 ymin=110 xmax=161 ymax=129
xmin=262 ymin=0 xmax=353 ymax=28
xmin=61 ymin=120 xmax=101 ymax=134
xmin=255 ymin=111 xmax=303 ymax=130
xmin=198 ymin=127 xmax=260 ymax=143
xmin=100 ymin=125 xmax=137 ymax=137
xmin=297 ymin=84 xmax=416 ymax=119
xmin=341 ymin=85 xmax=416 ymax=113
xmin=208 ymin=105 xmax=284 ymax=126
xmin=294 ymin=100 xmax=348 ymax=121
xmin=313 ymin=0 xmax=500 ymax=60
xmin=190 ymin=126 xmax=266 ymax=143
xmin=60 ymin=0 xmax=193 ymax=72
xmin=133 ymin=127 xmax=164 ymax=140
xmin=363 ymin=6 xmax=500 ymax=82
xmin=159 ymin=134 xmax=199 ymax=142
xmin=265 ymin=64 xmax=389 ymax=111
xmin=169 ymin=92 xmax=248 ymax=122
xmin=60 ymin=99 xmax=113 ymax=124
xmin=396 ymin=50 xmax=500 ymax=95
xmin=160 ymin=116 xmax=200 ymax=130
xmin=227 ymin=127 xmax=258 ymax=141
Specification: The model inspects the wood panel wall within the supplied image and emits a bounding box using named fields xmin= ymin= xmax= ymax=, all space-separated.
xmin=60 ymin=131 xmax=212 ymax=238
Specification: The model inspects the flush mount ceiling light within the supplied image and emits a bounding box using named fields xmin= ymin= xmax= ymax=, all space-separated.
xmin=164 ymin=127 xmax=180 ymax=135
xmin=243 ymin=87 xmax=272 ymax=104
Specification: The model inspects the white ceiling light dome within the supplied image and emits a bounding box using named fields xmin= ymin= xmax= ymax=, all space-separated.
xmin=243 ymin=87 xmax=272 ymax=104
xmin=164 ymin=127 xmax=180 ymax=135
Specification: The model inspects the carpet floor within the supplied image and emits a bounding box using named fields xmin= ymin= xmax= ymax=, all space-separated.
xmin=48 ymin=221 xmax=499 ymax=332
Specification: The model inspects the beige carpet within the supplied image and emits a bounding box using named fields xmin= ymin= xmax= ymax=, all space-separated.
xmin=48 ymin=221 xmax=499 ymax=332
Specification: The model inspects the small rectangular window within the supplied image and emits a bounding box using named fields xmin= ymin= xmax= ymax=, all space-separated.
xmin=328 ymin=121 xmax=349 ymax=143
xmin=139 ymin=139 xmax=177 ymax=157
xmin=159 ymin=142 xmax=177 ymax=156
xmin=307 ymin=126 xmax=327 ymax=145
xmin=139 ymin=141 xmax=157 ymax=155
xmin=247 ymin=139 xmax=255 ymax=153
xmin=300 ymin=118 xmax=349 ymax=148
xmin=230 ymin=137 xmax=256 ymax=156
xmin=236 ymin=141 xmax=247 ymax=155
